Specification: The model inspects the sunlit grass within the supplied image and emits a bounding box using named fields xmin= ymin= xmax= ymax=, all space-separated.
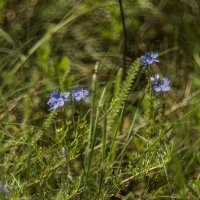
xmin=0 ymin=0 xmax=200 ymax=199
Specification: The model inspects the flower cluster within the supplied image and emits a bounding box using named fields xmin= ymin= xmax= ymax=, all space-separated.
xmin=47 ymin=87 xmax=89 ymax=111
xmin=140 ymin=52 xmax=159 ymax=66
xmin=140 ymin=52 xmax=171 ymax=93
xmin=151 ymin=74 xmax=170 ymax=93
xmin=47 ymin=91 xmax=70 ymax=110
xmin=72 ymin=86 xmax=89 ymax=102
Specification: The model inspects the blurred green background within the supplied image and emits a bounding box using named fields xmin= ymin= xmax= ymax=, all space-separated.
xmin=0 ymin=0 xmax=200 ymax=199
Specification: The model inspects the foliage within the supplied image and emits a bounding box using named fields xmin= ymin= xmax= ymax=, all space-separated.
xmin=0 ymin=0 xmax=200 ymax=199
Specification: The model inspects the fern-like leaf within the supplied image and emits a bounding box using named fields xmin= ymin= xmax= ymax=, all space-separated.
xmin=107 ymin=58 xmax=141 ymax=132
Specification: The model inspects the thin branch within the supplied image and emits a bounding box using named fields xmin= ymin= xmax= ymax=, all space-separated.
xmin=118 ymin=0 xmax=127 ymax=73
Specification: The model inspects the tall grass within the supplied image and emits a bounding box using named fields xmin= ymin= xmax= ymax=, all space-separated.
xmin=0 ymin=0 xmax=200 ymax=199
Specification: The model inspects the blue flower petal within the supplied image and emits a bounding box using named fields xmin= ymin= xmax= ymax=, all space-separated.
xmin=151 ymin=52 xmax=158 ymax=58
xmin=74 ymin=95 xmax=82 ymax=102
xmin=140 ymin=52 xmax=159 ymax=66
xmin=154 ymin=85 xmax=162 ymax=92
xmin=162 ymin=86 xmax=170 ymax=92
xmin=51 ymin=91 xmax=60 ymax=99
xmin=53 ymin=102 xmax=60 ymax=110
xmin=83 ymin=89 xmax=89 ymax=96
xmin=48 ymin=90 xmax=70 ymax=110
xmin=151 ymin=75 xmax=170 ymax=93
xmin=162 ymin=77 xmax=170 ymax=85
xmin=72 ymin=87 xmax=89 ymax=102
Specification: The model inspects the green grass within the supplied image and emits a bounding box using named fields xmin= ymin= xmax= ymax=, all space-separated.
xmin=0 ymin=0 xmax=200 ymax=199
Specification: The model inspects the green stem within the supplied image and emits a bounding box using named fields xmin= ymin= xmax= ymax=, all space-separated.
xmin=84 ymin=62 xmax=99 ymax=195
xmin=98 ymin=105 xmax=107 ymax=195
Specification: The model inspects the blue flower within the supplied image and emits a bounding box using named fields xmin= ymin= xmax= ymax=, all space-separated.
xmin=72 ymin=86 xmax=89 ymax=102
xmin=151 ymin=74 xmax=170 ymax=93
xmin=47 ymin=91 xmax=70 ymax=110
xmin=140 ymin=52 xmax=159 ymax=66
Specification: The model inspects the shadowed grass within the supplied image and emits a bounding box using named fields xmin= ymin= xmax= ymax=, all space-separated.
xmin=0 ymin=0 xmax=200 ymax=199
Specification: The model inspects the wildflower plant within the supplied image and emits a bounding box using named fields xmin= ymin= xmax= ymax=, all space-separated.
xmin=3 ymin=53 xmax=174 ymax=200
xmin=140 ymin=52 xmax=159 ymax=67
xmin=47 ymin=86 xmax=89 ymax=113
xmin=1 ymin=1 xmax=198 ymax=199
xmin=151 ymin=74 xmax=171 ymax=93
xmin=140 ymin=51 xmax=171 ymax=137
xmin=47 ymin=91 xmax=70 ymax=110
xmin=72 ymin=86 xmax=89 ymax=102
